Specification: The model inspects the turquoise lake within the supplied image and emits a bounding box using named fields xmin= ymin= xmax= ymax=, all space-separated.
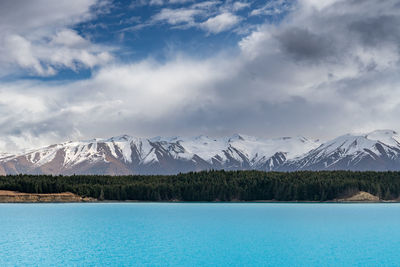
xmin=0 ymin=203 xmax=399 ymax=266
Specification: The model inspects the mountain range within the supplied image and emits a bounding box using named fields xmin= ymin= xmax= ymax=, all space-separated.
xmin=1 ymin=130 xmax=400 ymax=175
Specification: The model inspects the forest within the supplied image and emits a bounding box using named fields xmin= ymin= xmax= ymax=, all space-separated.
xmin=0 ymin=170 xmax=399 ymax=201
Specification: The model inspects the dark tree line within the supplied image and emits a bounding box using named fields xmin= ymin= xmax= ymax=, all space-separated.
xmin=0 ymin=170 xmax=399 ymax=201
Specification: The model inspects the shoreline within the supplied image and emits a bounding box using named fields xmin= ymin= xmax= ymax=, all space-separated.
xmin=0 ymin=190 xmax=397 ymax=204
xmin=0 ymin=190 xmax=96 ymax=203
xmin=1 ymin=201 xmax=399 ymax=204
xmin=1 ymin=199 xmax=399 ymax=204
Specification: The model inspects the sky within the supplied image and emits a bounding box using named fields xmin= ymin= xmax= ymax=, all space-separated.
xmin=0 ymin=0 xmax=399 ymax=152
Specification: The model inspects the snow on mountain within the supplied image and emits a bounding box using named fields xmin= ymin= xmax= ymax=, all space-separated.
xmin=0 ymin=133 xmax=319 ymax=175
xmin=142 ymin=134 xmax=319 ymax=169
xmin=282 ymin=130 xmax=400 ymax=171
xmin=227 ymin=134 xmax=316 ymax=160
xmin=365 ymin=130 xmax=400 ymax=148
xmin=2 ymin=130 xmax=400 ymax=175
xmin=0 ymin=153 xmax=11 ymax=160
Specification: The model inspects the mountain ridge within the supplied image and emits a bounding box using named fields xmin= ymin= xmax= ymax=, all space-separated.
xmin=1 ymin=130 xmax=400 ymax=175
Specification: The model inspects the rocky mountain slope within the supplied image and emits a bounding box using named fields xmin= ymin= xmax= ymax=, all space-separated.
xmin=0 ymin=134 xmax=318 ymax=175
xmin=281 ymin=130 xmax=400 ymax=171
xmin=1 ymin=130 xmax=400 ymax=175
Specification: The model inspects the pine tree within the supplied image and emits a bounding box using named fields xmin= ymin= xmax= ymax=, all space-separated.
xmin=99 ymin=188 xmax=104 ymax=201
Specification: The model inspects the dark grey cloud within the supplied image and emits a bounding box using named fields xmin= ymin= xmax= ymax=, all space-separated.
xmin=349 ymin=15 xmax=400 ymax=47
xmin=275 ymin=27 xmax=335 ymax=62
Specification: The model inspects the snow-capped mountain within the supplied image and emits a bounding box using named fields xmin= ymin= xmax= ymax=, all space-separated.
xmin=0 ymin=134 xmax=318 ymax=175
xmin=281 ymin=130 xmax=400 ymax=171
xmin=1 ymin=130 xmax=400 ymax=175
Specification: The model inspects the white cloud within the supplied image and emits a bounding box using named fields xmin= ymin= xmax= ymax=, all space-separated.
xmin=200 ymin=12 xmax=241 ymax=34
xmin=148 ymin=1 xmax=243 ymax=33
xmin=51 ymin=29 xmax=89 ymax=47
xmin=0 ymin=0 xmax=113 ymax=77
xmin=3 ymin=35 xmax=55 ymax=76
xmin=152 ymin=8 xmax=201 ymax=25
xmin=169 ymin=0 xmax=194 ymax=3
xmin=130 ymin=0 xmax=194 ymax=7
xmin=250 ymin=0 xmax=292 ymax=16
xmin=150 ymin=0 xmax=164 ymax=5
xmin=232 ymin=2 xmax=250 ymax=11
xmin=0 ymin=56 xmax=230 ymax=152
xmin=1 ymin=31 xmax=112 ymax=76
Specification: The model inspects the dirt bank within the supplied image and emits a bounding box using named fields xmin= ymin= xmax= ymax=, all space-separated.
xmin=0 ymin=190 xmax=96 ymax=203
xmin=336 ymin=191 xmax=380 ymax=202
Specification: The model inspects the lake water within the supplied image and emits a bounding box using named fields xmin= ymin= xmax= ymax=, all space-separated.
xmin=0 ymin=203 xmax=399 ymax=266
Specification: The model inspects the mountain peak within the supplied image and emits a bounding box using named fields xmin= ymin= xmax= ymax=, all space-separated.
xmin=228 ymin=133 xmax=245 ymax=141
xmin=365 ymin=129 xmax=398 ymax=139
xmin=107 ymin=134 xmax=132 ymax=142
xmin=364 ymin=129 xmax=400 ymax=148
xmin=368 ymin=129 xmax=397 ymax=134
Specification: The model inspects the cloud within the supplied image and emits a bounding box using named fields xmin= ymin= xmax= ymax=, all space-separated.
xmin=127 ymin=0 xmax=400 ymax=139
xmin=237 ymin=0 xmax=400 ymax=133
xmin=2 ymin=0 xmax=400 ymax=152
xmin=0 ymin=56 xmax=229 ymax=152
xmin=51 ymin=29 xmax=90 ymax=47
xmin=250 ymin=0 xmax=292 ymax=16
xmin=0 ymin=0 xmax=96 ymax=32
xmin=152 ymin=8 xmax=202 ymax=25
xmin=232 ymin=2 xmax=250 ymax=11
xmin=0 ymin=0 xmax=113 ymax=77
xmin=200 ymin=12 xmax=241 ymax=34
xmin=1 ymin=32 xmax=112 ymax=76
xmin=275 ymin=27 xmax=335 ymax=62
xmin=150 ymin=0 xmax=164 ymax=5
xmin=125 ymin=1 xmax=290 ymax=35
xmin=130 ymin=0 xmax=197 ymax=8
xmin=142 ymin=1 xmax=242 ymax=34
xmin=3 ymin=35 xmax=55 ymax=76
xmin=348 ymin=15 xmax=400 ymax=47
xmin=169 ymin=0 xmax=194 ymax=4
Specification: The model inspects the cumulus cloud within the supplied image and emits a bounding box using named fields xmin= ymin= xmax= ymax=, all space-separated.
xmin=1 ymin=32 xmax=112 ymax=76
xmin=200 ymin=12 xmax=241 ymax=34
xmin=1 ymin=0 xmax=400 ymax=152
xmin=152 ymin=8 xmax=202 ymax=25
xmin=236 ymin=0 xmax=400 ymax=134
xmin=232 ymin=2 xmax=250 ymax=11
xmin=0 ymin=56 xmax=229 ymax=152
xmin=0 ymin=0 xmax=113 ymax=77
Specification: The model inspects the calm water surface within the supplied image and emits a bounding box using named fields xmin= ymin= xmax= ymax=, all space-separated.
xmin=0 ymin=203 xmax=399 ymax=266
